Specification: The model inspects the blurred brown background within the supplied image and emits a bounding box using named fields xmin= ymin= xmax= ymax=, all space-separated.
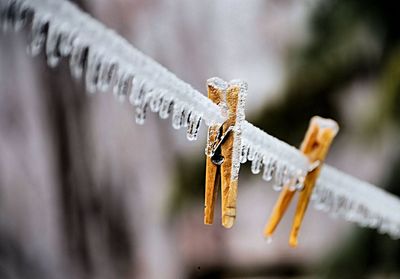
xmin=1 ymin=0 xmax=399 ymax=278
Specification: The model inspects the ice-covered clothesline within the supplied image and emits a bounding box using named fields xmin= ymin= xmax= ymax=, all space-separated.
xmin=1 ymin=0 xmax=399 ymax=239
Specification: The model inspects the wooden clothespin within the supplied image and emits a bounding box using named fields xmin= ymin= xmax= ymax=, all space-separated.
xmin=263 ymin=116 xmax=339 ymax=247
xmin=204 ymin=77 xmax=246 ymax=228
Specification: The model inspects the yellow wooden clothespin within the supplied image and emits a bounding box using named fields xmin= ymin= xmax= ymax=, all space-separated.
xmin=263 ymin=116 xmax=339 ymax=247
xmin=204 ymin=77 xmax=247 ymax=228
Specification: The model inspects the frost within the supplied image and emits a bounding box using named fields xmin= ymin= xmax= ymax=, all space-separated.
xmin=2 ymin=0 xmax=400 ymax=239
xmin=314 ymin=166 xmax=400 ymax=239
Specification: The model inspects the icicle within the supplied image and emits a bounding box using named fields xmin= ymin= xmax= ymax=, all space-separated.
xmin=45 ymin=23 xmax=62 ymax=67
xmin=98 ymin=61 xmax=118 ymax=92
xmin=262 ymin=156 xmax=276 ymax=182
xmin=172 ymin=103 xmax=185 ymax=130
xmin=113 ymin=72 xmax=133 ymax=102
xmin=159 ymin=95 xmax=173 ymax=119
xmin=129 ymin=78 xmax=146 ymax=106
xmin=368 ymin=213 xmax=380 ymax=228
xmin=186 ymin=112 xmax=202 ymax=141
xmin=240 ymin=143 xmax=249 ymax=164
xmin=149 ymin=90 xmax=163 ymax=113
xmin=27 ymin=15 xmax=48 ymax=56
xmin=135 ymin=94 xmax=150 ymax=125
xmin=69 ymin=43 xmax=88 ymax=79
xmin=85 ymin=51 xmax=102 ymax=94
xmin=251 ymin=152 xmax=262 ymax=174
xmin=58 ymin=28 xmax=75 ymax=57
xmin=247 ymin=145 xmax=256 ymax=161
xmin=273 ymin=163 xmax=288 ymax=191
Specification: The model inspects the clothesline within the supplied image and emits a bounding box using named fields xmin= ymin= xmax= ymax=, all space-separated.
xmin=1 ymin=0 xmax=399 ymax=239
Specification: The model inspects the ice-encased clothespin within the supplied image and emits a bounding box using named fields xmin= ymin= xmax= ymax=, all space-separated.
xmin=204 ymin=77 xmax=247 ymax=228
xmin=263 ymin=116 xmax=339 ymax=246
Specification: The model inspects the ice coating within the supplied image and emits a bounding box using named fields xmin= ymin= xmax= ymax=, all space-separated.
xmin=2 ymin=0 xmax=400 ymax=239
xmin=229 ymin=79 xmax=247 ymax=181
xmin=312 ymin=116 xmax=339 ymax=135
xmin=186 ymin=112 xmax=202 ymax=141
xmin=1 ymin=0 xmax=311 ymax=180
xmin=204 ymin=78 xmax=247 ymax=181
xmin=313 ymin=166 xmax=400 ymax=239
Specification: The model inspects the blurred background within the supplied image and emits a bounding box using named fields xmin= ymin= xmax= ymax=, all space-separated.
xmin=1 ymin=0 xmax=400 ymax=278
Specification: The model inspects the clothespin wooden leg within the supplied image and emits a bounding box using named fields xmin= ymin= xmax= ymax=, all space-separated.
xmin=221 ymin=84 xmax=241 ymax=228
xmin=204 ymin=154 xmax=220 ymax=224
xmin=263 ymin=187 xmax=296 ymax=238
xmin=263 ymin=116 xmax=338 ymax=246
xmin=204 ymin=82 xmax=224 ymax=225
xmin=289 ymin=116 xmax=338 ymax=247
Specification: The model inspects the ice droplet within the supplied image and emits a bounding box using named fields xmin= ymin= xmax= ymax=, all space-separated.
xmin=240 ymin=143 xmax=249 ymax=164
xmin=247 ymin=145 xmax=256 ymax=161
xmin=129 ymin=78 xmax=146 ymax=106
xmin=85 ymin=51 xmax=101 ymax=94
xmin=159 ymin=96 xmax=173 ymax=119
xmin=113 ymin=73 xmax=133 ymax=102
xmin=45 ymin=24 xmax=62 ymax=67
xmin=273 ymin=163 xmax=288 ymax=191
xmin=69 ymin=43 xmax=88 ymax=79
xmin=186 ymin=113 xmax=202 ymax=141
xmin=98 ymin=61 xmax=118 ymax=92
xmin=262 ymin=157 xmax=276 ymax=182
xmin=172 ymin=104 xmax=184 ymax=130
xmin=135 ymin=95 xmax=150 ymax=125
xmin=266 ymin=237 xmax=273 ymax=245
xmin=251 ymin=153 xmax=262 ymax=174
xmin=149 ymin=91 xmax=163 ymax=113
xmin=58 ymin=30 xmax=75 ymax=56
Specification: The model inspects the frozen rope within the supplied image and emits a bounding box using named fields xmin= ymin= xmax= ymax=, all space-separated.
xmin=1 ymin=0 xmax=399 ymax=239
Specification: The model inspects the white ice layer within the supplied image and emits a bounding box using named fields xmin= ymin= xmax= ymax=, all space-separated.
xmin=2 ymin=0 xmax=216 ymax=141
xmin=313 ymin=166 xmax=400 ymax=239
xmin=0 ymin=0 xmax=311 ymax=175
xmin=241 ymin=122 xmax=309 ymax=191
xmin=2 ymin=0 xmax=400 ymax=239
